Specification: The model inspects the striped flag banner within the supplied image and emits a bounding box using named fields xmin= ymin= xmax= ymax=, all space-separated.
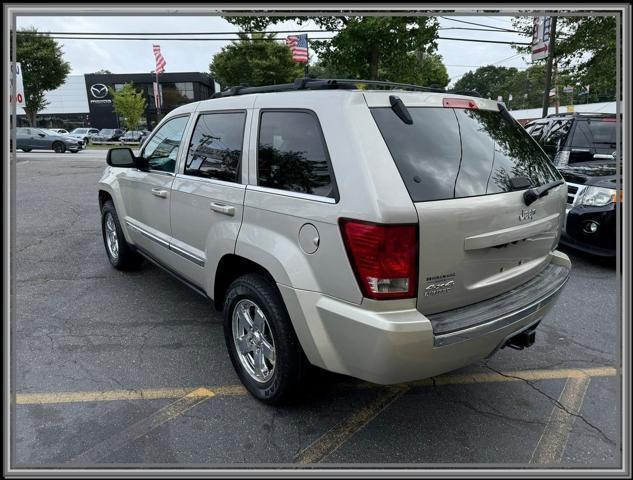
xmin=152 ymin=44 xmax=167 ymax=74
xmin=286 ymin=34 xmax=308 ymax=63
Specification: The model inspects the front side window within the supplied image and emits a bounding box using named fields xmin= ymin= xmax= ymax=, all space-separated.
xmin=185 ymin=112 xmax=246 ymax=182
xmin=142 ymin=115 xmax=190 ymax=173
xmin=257 ymin=110 xmax=336 ymax=199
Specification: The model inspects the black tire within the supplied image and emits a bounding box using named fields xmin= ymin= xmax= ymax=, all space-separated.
xmin=71 ymin=150 xmax=79 ymax=154
xmin=100 ymin=200 xmax=144 ymax=271
xmin=21 ymin=148 xmax=32 ymax=152
xmin=52 ymin=141 xmax=65 ymax=153
xmin=224 ymin=273 xmax=307 ymax=405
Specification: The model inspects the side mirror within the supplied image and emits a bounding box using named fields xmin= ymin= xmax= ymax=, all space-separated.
xmin=39 ymin=133 xmax=46 ymax=138
xmin=107 ymin=147 xmax=139 ymax=168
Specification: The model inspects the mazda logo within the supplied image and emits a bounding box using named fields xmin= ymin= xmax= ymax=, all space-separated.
xmin=90 ymin=84 xmax=108 ymax=99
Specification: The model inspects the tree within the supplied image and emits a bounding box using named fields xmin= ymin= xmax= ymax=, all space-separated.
xmin=91 ymin=69 xmax=113 ymax=74
xmin=225 ymin=16 xmax=440 ymax=82
xmin=210 ymin=32 xmax=304 ymax=88
xmin=16 ymin=28 xmax=70 ymax=126
xmin=109 ymin=83 xmax=146 ymax=131
xmin=412 ymin=52 xmax=449 ymax=88
xmin=512 ymin=16 xmax=617 ymax=103
xmin=453 ymin=65 xmax=520 ymax=99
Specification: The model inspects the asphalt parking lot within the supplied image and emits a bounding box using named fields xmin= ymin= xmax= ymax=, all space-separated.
xmin=12 ymin=150 xmax=621 ymax=468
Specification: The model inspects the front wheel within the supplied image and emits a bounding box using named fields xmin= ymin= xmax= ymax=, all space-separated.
xmin=101 ymin=200 xmax=144 ymax=270
xmin=224 ymin=274 xmax=307 ymax=404
xmin=21 ymin=148 xmax=32 ymax=152
xmin=52 ymin=141 xmax=66 ymax=153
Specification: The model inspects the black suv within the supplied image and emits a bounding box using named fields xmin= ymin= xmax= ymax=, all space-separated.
xmin=525 ymin=113 xmax=619 ymax=257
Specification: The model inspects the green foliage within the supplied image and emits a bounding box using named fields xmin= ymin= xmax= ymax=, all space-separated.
xmin=210 ymin=32 xmax=304 ymax=88
xmin=109 ymin=83 xmax=146 ymax=131
xmin=453 ymin=63 xmax=580 ymax=109
xmin=224 ymin=16 xmax=441 ymax=83
xmin=511 ymin=16 xmax=617 ymax=103
xmin=413 ymin=53 xmax=449 ymax=88
xmin=16 ymin=28 xmax=71 ymax=126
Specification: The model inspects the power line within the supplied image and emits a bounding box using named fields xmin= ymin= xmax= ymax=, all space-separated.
xmin=438 ymin=16 xmax=521 ymax=33
xmin=28 ymin=34 xmax=531 ymax=45
xmin=15 ymin=26 xmax=521 ymax=35
xmin=14 ymin=29 xmax=340 ymax=36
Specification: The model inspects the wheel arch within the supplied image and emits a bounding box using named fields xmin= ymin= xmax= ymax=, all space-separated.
xmin=213 ymin=254 xmax=276 ymax=311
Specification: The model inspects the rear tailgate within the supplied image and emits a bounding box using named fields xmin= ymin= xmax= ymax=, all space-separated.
xmin=367 ymin=92 xmax=567 ymax=315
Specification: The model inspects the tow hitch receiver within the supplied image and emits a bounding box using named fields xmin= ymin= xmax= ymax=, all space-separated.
xmin=504 ymin=324 xmax=538 ymax=350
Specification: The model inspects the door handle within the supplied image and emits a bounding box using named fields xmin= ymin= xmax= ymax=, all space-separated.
xmin=151 ymin=188 xmax=168 ymax=198
xmin=210 ymin=202 xmax=235 ymax=216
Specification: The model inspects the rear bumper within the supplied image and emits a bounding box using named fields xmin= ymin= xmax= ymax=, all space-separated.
xmin=280 ymin=250 xmax=571 ymax=385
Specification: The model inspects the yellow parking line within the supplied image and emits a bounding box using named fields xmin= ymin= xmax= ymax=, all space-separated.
xmin=14 ymin=366 xmax=617 ymax=406
xmin=530 ymin=374 xmax=592 ymax=464
xmin=70 ymin=387 xmax=215 ymax=464
xmin=294 ymin=385 xmax=408 ymax=464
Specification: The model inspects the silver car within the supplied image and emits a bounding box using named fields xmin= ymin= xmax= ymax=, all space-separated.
xmin=97 ymin=80 xmax=571 ymax=404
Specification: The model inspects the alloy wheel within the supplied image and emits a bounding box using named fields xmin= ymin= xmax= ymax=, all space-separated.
xmin=232 ymin=299 xmax=276 ymax=383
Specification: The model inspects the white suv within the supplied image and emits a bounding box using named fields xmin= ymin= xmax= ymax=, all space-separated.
xmin=98 ymin=79 xmax=571 ymax=404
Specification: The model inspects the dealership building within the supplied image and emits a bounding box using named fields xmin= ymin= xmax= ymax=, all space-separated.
xmin=17 ymin=72 xmax=218 ymax=130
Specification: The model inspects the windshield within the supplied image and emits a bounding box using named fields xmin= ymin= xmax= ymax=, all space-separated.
xmin=371 ymin=107 xmax=561 ymax=202
xmin=100 ymin=129 xmax=115 ymax=135
xmin=72 ymin=128 xmax=87 ymax=134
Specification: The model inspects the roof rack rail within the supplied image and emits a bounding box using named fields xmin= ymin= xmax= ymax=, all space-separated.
xmin=545 ymin=111 xmax=615 ymax=118
xmin=211 ymin=77 xmax=482 ymax=99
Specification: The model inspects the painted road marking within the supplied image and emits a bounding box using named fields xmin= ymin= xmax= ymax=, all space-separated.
xmin=530 ymin=374 xmax=592 ymax=464
xmin=69 ymin=387 xmax=216 ymax=464
xmin=15 ymin=367 xmax=616 ymax=406
xmin=294 ymin=385 xmax=408 ymax=464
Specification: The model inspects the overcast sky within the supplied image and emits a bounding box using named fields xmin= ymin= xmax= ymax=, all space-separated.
xmin=16 ymin=15 xmax=532 ymax=86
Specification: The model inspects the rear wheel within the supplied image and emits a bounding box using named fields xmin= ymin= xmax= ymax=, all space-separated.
xmin=52 ymin=141 xmax=65 ymax=153
xmin=101 ymin=200 xmax=143 ymax=270
xmin=21 ymin=148 xmax=32 ymax=152
xmin=224 ymin=274 xmax=307 ymax=404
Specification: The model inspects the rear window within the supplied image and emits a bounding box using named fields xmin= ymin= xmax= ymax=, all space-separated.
xmin=569 ymin=119 xmax=616 ymax=150
xmin=371 ymin=107 xmax=560 ymax=202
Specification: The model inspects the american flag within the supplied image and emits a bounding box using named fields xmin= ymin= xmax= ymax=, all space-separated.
xmin=286 ymin=34 xmax=308 ymax=63
xmin=153 ymin=44 xmax=166 ymax=74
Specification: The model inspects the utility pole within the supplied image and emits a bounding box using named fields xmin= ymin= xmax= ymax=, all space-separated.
xmin=541 ymin=16 xmax=557 ymax=118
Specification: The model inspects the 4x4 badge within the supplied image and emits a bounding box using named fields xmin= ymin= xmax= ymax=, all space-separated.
xmin=519 ymin=208 xmax=536 ymax=222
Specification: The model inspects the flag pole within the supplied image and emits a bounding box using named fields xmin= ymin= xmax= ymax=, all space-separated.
xmin=305 ymin=35 xmax=309 ymax=77
xmin=155 ymin=70 xmax=161 ymax=123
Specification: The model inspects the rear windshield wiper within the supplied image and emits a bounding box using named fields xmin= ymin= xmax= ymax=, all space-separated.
xmin=523 ymin=180 xmax=565 ymax=206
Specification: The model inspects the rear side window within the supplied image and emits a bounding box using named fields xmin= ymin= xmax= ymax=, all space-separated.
xmin=185 ymin=112 xmax=246 ymax=183
xmin=371 ymin=107 xmax=560 ymax=202
xmin=257 ymin=110 xmax=337 ymax=199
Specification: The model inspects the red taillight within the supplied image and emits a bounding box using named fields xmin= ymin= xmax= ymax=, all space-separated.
xmin=339 ymin=219 xmax=418 ymax=300
xmin=443 ymin=98 xmax=478 ymax=109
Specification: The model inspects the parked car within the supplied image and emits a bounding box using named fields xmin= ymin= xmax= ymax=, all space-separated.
xmin=16 ymin=127 xmax=83 ymax=153
xmin=69 ymin=127 xmax=100 ymax=145
xmin=92 ymin=128 xmax=124 ymax=142
xmin=525 ymin=112 xmax=619 ymax=257
xmin=42 ymin=129 xmax=84 ymax=149
xmin=98 ymin=79 xmax=571 ymax=404
xmin=120 ymin=130 xmax=149 ymax=144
